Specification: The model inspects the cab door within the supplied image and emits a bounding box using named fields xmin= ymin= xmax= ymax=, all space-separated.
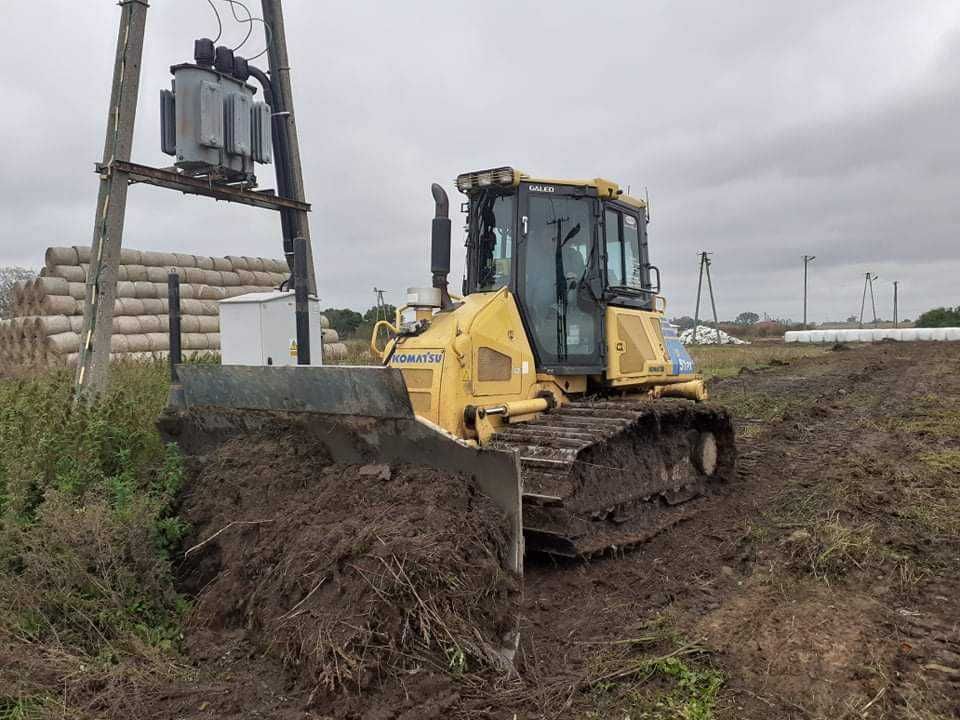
xmin=515 ymin=182 xmax=604 ymax=374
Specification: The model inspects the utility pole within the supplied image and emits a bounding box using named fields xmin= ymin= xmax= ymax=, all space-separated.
xmin=893 ymin=281 xmax=899 ymax=328
xmin=704 ymin=254 xmax=721 ymax=345
xmin=803 ymin=255 xmax=816 ymax=329
xmin=261 ymin=0 xmax=316 ymax=295
xmin=693 ymin=252 xmax=721 ymax=344
xmin=75 ymin=0 xmax=149 ymax=403
xmin=693 ymin=252 xmax=706 ymax=343
xmin=374 ymin=287 xmax=389 ymax=322
xmin=858 ymin=272 xmax=879 ymax=328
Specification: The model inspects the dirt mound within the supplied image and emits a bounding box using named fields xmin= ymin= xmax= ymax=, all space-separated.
xmin=176 ymin=430 xmax=519 ymax=706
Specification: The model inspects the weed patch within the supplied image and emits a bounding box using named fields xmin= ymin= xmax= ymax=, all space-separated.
xmin=899 ymin=396 xmax=960 ymax=438
xmin=584 ymin=638 xmax=724 ymax=720
xmin=0 ymin=362 xmax=187 ymax=711
xmin=783 ymin=513 xmax=878 ymax=582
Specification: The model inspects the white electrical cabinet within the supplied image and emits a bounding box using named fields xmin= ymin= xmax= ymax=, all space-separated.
xmin=220 ymin=290 xmax=325 ymax=366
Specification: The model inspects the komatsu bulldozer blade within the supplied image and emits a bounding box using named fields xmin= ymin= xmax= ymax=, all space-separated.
xmin=159 ymin=364 xmax=523 ymax=662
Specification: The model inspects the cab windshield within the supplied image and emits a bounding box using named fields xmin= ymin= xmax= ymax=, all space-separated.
xmin=466 ymin=190 xmax=515 ymax=292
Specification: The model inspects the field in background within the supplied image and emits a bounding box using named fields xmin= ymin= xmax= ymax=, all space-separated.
xmin=688 ymin=342 xmax=831 ymax=380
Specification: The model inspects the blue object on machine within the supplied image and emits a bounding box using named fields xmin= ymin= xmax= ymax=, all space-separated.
xmin=661 ymin=320 xmax=696 ymax=375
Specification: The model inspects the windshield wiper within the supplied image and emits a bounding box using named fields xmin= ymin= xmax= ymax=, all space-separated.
xmin=548 ymin=217 xmax=581 ymax=361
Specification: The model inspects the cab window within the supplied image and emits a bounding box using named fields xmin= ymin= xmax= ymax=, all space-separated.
xmin=605 ymin=208 xmax=643 ymax=289
xmin=470 ymin=192 xmax=514 ymax=292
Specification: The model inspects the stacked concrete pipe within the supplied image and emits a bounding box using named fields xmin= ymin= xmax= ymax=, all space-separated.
xmin=0 ymin=246 xmax=346 ymax=372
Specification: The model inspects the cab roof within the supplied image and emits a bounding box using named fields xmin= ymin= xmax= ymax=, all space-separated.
xmin=455 ymin=166 xmax=646 ymax=209
xmin=521 ymin=170 xmax=647 ymax=209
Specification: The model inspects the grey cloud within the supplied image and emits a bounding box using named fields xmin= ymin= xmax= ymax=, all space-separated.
xmin=0 ymin=0 xmax=957 ymax=323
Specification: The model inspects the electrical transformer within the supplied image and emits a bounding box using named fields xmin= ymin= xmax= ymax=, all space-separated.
xmin=161 ymin=40 xmax=272 ymax=182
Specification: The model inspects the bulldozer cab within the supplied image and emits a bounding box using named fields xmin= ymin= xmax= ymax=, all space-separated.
xmin=460 ymin=169 xmax=659 ymax=376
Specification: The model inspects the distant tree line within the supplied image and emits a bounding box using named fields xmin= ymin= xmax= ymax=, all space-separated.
xmin=916 ymin=306 xmax=960 ymax=328
xmin=324 ymin=304 xmax=397 ymax=340
xmin=0 ymin=266 xmax=37 ymax=319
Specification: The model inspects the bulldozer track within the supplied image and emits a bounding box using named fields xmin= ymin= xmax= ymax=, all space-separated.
xmin=491 ymin=398 xmax=736 ymax=557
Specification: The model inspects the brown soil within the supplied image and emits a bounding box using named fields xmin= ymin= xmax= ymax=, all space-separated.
xmin=6 ymin=342 xmax=958 ymax=719
xmin=158 ymin=341 xmax=957 ymax=719
xmin=170 ymin=430 xmax=519 ymax=719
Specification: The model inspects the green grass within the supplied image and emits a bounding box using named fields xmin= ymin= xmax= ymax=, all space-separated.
xmin=0 ymin=362 xmax=186 ymax=681
xmin=900 ymin=396 xmax=960 ymax=438
xmin=0 ymin=695 xmax=58 ymax=720
xmin=581 ymin=622 xmax=725 ymax=720
xmin=331 ymin=338 xmax=378 ymax=365
xmin=689 ymin=343 xmax=830 ymax=380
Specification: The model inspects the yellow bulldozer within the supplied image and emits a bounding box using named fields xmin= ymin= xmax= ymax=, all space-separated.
xmin=163 ymin=166 xmax=735 ymax=563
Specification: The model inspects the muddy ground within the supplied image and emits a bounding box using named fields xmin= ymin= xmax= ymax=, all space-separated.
xmin=17 ymin=341 xmax=955 ymax=719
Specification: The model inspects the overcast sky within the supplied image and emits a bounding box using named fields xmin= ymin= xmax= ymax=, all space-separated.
xmin=1 ymin=1 xmax=958 ymax=321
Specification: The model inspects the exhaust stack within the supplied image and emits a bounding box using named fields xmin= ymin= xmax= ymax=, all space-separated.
xmin=430 ymin=183 xmax=453 ymax=310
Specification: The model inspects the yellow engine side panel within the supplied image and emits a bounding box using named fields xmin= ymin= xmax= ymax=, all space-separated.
xmin=388 ymin=289 xmax=547 ymax=438
xmin=605 ymin=306 xmax=673 ymax=386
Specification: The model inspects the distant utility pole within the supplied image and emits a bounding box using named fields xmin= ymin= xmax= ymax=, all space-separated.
xmin=693 ymin=252 xmax=721 ymax=344
xmin=893 ymin=281 xmax=899 ymax=328
xmin=261 ymin=0 xmax=316 ymax=296
xmin=858 ymin=272 xmax=879 ymax=328
xmin=802 ymin=255 xmax=816 ymax=329
xmin=75 ymin=0 xmax=149 ymax=403
xmin=373 ymin=287 xmax=389 ymax=321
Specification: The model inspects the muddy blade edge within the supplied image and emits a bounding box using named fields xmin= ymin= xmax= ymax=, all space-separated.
xmin=159 ymin=364 xmax=524 ymax=576
xmin=493 ymin=399 xmax=737 ymax=558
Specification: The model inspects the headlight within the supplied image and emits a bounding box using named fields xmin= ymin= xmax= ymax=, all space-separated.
xmin=456 ymin=166 xmax=516 ymax=192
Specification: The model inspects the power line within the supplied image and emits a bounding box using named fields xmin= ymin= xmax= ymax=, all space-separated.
xmin=207 ymin=0 xmax=271 ymax=59
xmin=205 ymin=0 xmax=223 ymax=43
xmin=223 ymin=0 xmax=254 ymax=52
